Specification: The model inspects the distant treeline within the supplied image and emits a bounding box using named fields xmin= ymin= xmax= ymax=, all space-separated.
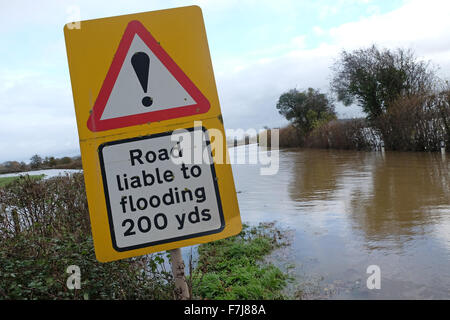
xmin=0 ymin=154 xmax=82 ymax=174
xmin=271 ymin=45 xmax=450 ymax=152
xmin=276 ymin=92 xmax=450 ymax=152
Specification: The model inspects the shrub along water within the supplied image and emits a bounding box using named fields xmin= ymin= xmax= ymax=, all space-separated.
xmin=275 ymin=119 xmax=378 ymax=151
xmin=0 ymin=174 xmax=173 ymax=299
xmin=307 ymin=119 xmax=378 ymax=151
xmin=375 ymin=92 xmax=450 ymax=151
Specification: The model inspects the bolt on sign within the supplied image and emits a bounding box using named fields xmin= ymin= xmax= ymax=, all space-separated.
xmin=64 ymin=6 xmax=242 ymax=262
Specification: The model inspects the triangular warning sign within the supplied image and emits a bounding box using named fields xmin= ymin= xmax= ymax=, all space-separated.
xmin=87 ymin=20 xmax=210 ymax=132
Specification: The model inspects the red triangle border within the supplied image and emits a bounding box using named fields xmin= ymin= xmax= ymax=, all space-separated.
xmin=87 ymin=20 xmax=210 ymax=132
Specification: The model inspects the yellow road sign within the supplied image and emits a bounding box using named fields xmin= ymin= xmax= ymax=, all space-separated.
xmin=64 ymin=6 xmax=241 ymax=262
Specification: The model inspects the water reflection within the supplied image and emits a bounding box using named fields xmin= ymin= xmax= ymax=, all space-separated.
xmin=349 ymin=152 xmax=450 ymax=246
xmin=232 ymin=145 xmax=450 ymax=299
xmin=288 ymin=149 xmax=450 ymax=248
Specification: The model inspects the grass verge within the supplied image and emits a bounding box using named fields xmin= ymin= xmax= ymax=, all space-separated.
xmin=190 ymin=222 xmax=290 ymax=300
xmin=0 ymin=174 xmax=45 ymax=188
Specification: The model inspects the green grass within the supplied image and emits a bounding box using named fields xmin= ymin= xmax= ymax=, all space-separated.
xmin=191 ymin=222 xmax=290 ymax=300
xmin=0 ymin=174 xmax=45 ymax=187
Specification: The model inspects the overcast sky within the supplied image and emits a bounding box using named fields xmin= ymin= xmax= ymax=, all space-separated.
xmin=1 ymin=0 xmax=450 ymax=162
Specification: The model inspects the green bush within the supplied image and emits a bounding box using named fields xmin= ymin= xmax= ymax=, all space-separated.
xmin=0 ymin=174 xmax=173 ymax=300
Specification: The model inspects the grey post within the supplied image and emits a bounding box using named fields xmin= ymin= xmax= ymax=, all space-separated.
xmin=169 ymin=248 xmax=190 ymax=300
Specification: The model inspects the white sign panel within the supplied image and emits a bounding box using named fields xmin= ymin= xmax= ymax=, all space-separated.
xmin=99 ymin=127 xmax=225 ymax=251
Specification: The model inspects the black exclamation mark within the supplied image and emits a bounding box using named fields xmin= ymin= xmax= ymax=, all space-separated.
xmin=131 ymin=52 xmax=152 ymax=107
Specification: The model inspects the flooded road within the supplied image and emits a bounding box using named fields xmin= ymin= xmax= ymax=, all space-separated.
xmin=231 ymin=144 xmax=450 ymax=299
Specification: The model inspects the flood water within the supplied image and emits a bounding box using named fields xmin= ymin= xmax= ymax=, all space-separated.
xmin=3 ymin=151 xmax=447 ymax=299
xmin=0 ymin=169 xmax=82 ymax=179
xmin=230 ymin=144 xmax=450 ymax=299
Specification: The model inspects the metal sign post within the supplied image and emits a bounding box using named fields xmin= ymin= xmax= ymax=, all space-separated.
xmin=169 ymin=248 xmax=190 ymax=300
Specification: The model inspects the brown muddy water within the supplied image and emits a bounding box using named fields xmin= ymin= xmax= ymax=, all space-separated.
xmin=230 ymin=144 xmax=450 ymax=299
